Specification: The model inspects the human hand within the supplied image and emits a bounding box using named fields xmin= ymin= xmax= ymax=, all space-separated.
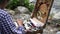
xmin=16 ymin=19 xmax=23 ymax=26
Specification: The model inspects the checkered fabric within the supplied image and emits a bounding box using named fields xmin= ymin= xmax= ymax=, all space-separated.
xmin=0 ymin=9 xmax=25 ymax=34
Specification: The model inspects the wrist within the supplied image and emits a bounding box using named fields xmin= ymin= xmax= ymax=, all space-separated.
xmin=18 ymin=24 xmax=23 ymax=26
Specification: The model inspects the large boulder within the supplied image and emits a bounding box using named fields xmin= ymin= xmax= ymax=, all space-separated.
xmin=14 ymin=14 xmax=31 ymax=21
xmin=56 ymin=31 xmax=60 ymax=34
xmin=4 ymin=9 xmax=15 ymax=16
xmin=50 ymin=7 xmax=60 ymax=20
xmin=14 ymin=6 xmax=31 ymax=14
xmin=53 ymin=12 xmax=60 ymax=19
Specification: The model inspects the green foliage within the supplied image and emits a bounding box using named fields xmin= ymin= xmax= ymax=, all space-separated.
xmin=28 ymin=4 xmax=34 ymax=12
xmin=6 ymin=0 xmax=20 ymax=9
xmin=6 ymin=0 xmax=34 ymax=12
xmin=23 ymin=0 xmax=34 ymax=12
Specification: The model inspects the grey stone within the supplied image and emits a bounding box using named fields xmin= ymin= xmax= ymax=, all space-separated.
xmin=43 ymin=26 xmax=58 ymax=34
xmin=50 ymin=7 xmax=60 ymax=20
xmin=14 ymin=6 xmax=31 ymax=14
xmin=13 ymin=14 xmax=31 ymax=21
xmin=56 ymin=31 xmax=60 ymax=34
xmin=53 ymin=12 xmax=60 ymax=19
xmin=50 ymin=0 xmax=60 ymax=19
xmin=4 ymin=9 xmax=15 ymax=16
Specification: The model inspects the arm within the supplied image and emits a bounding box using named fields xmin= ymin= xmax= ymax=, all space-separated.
xmin=0 ymin=12 xmax=25 ymax=34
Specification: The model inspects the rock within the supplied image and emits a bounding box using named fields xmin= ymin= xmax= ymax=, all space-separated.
xmin=29 ymin=0 xmax=36 ymax=3
xmin=14 ymin=6 xmax=31 ymax=14
xmin=50 ymin=7 xmax=60 ymax=19
xmin=43 ymin=26 xmax=58 ymax=34
xmin=53 ymin=12 xmax=60 ymax=19
xmin=53 ymin=0 xmax=60 ymax=8
xmin=29 ymin=0 xmax=36 ymax=4
xmin=20 ymin=14 xmax=31 ymax=20
xmin=50 ymin=8 xmax=57 ymax=14
xmin=4 ymin=9 xmax=15 ymax=16
xmin=14 ymin=14 xmax=31 ymax=20
xmin=56 ymin=31 xmax=60 ymax=34
xmin=51 ymin=0 xmax=60 ymax=20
